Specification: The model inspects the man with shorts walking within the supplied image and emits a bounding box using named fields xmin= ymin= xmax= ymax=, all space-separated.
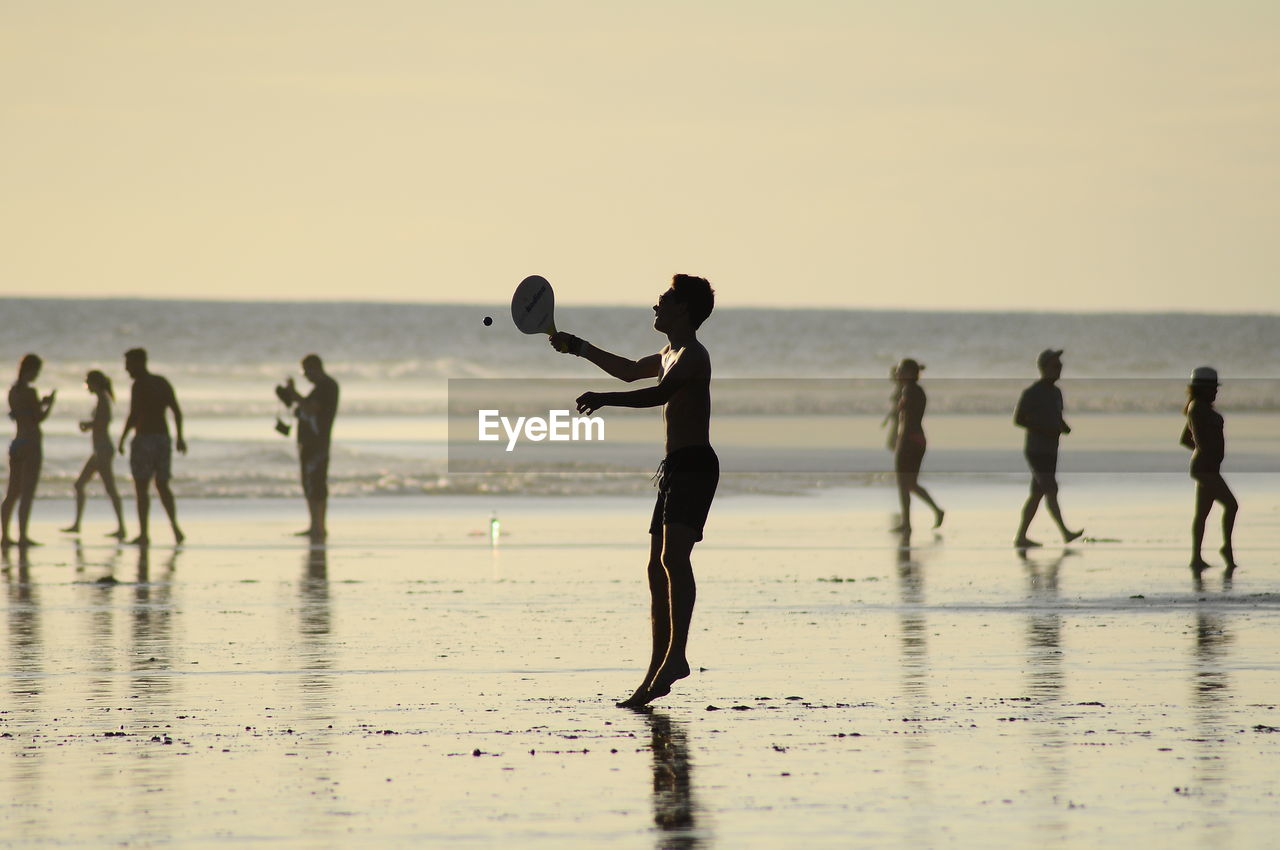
xmin=276 ymin=354 xmax=339 ymax=541
xmin=118 ymin=348 xmax=186 ymax=545
xmin=1014 ymin=348 xmax=1083 ymax=548
xmin=553 ymin=274 xmax=717 ymax=708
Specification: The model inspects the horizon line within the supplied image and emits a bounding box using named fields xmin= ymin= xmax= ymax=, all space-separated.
xmin=1 ymin=292 xmax=1276 ymax=320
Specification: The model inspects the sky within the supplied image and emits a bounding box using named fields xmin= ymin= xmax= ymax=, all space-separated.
xmin=2 ymin=1 xmax=1277 ymax=312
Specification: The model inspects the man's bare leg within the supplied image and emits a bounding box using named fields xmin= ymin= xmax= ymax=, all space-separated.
xmin=130 ymin=478 xmax=151 ymax=545
xmin=619 ymin=525 xmax=698 ymax=708
xmin=618 ymin=534 xmax=670 ymax=707
xmin=1044 ymin=491 xmax=1083 ymax=543
xmin=1015 ymin=481 xmax=1044 ymax=548
xmin=310 ymin=497 xmax=327 ymax=541
xmin=156 ymin=479 xmax=184 ymax=544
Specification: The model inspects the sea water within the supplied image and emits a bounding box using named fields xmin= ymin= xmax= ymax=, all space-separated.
xmin=1 ymin=298 xmax=1277 ymax=497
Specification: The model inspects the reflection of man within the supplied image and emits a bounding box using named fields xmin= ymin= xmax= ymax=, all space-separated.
xmin=552 ymin=274 xmax=717 ymax=708
xmin=277 ymin=354 xmax=339 ymax=541
xmin=1013 ymin=349 xmax=1082 ymax=548
xmin=118 ymin=348 xmax=186 ymax=545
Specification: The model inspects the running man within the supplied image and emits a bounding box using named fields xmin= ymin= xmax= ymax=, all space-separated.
xmin=1014 ymin=348 xmax=1083 ymax=548
xmin=552 ymin=274 xmax=717 ymax=708
xmin=276 ymin=354 xmax=339 ymax=541
xmin=118 ymin=348 xmax=186 ymax=545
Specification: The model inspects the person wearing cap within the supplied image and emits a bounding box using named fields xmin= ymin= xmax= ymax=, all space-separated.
xmin=1013 ymin=349 xmax=1083 ymax=548
xmin=890 ymin=358 xmax=943 ymax=537
xmin=1180 ymin=366 xmax=1238 ymax=574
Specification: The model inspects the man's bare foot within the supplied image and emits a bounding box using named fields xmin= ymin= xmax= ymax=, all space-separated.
xmin=1190 ymin=557 xmax=1212 ymax=573
xmin=889 ymin=523 xmax=909 ymax=534
xmin=617 ymin=679 xmax=672 ymax=708
xmin=0 ymin=537 xmax=12 ymax=548
xmin=932 ymin=509 xmax=944 ymax=529
xmin=130 ymin=535 xmax=150 ymax=547
xmin=17 ymin=538 xmax=41 ymax=547
xmin=62 ymin=525 xmax=81 ymax=534
xmin=310 ymin=529 xmax=327 ymax=542
xmin=108 ymin=529 xmax=126 ymax=539
xmin=1063 ymin=528 xmax=1084 ymax=543
xmin=1221 ymin=547 xmax=1238 ymax=571
xmin=293 ymin=528 xmax=315 ymax=537
xmin=1015 ymin=537 xmax=1042 ymax=549
xmin=173 ymin=527 xmax=185 ymax=545
xmin=616 ymin=660 xmax=691 ymax=708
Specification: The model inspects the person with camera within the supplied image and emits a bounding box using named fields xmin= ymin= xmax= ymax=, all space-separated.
xmin=276 ymin=354 xmax=339 ymax=542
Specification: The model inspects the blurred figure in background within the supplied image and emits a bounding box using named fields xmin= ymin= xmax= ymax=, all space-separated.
xmin=63 ymin=370 xmax=128 ymax=539
xmin=1180 ymin=366 xmax=1238 ymax=574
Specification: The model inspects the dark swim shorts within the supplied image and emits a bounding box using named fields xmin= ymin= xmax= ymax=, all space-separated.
xmin=300 ymin=444 xmax=330 ymax=501
xmin=1025 ymin=449 xmax=1058 ymax=492
xmin=648 ymin=445 xmax=719 ymax=541
xmin=130 ymin=434 xmax=172 ymax=484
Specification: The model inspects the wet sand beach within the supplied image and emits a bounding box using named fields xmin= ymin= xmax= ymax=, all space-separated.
xmin=2 ymin=479 xmax=1278 ymax=848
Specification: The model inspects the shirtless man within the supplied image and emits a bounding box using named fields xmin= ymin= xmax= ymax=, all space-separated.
xmin=276 ymin=354 xmax=340 ymax=541
xmin=118 ymin=348 xmax=186 ymax=545
xmin=1014 ymin=348 xmax=1083 ymax=548
xmin=552 ymin=274 xmax=717 ymax=708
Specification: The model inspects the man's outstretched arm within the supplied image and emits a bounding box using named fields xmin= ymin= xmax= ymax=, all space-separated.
xmin=576 ymin=348 xmax=705 ymax=414
xmin=550 ymin=332 xmax=662 ymax=383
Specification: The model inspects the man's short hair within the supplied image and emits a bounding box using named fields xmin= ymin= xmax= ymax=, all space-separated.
xmin=670 ymin=274 xmax=715 ymax=329
xmin=302 ymin=354 xmax=323 ymax=370
xmin=125 ymin=347 xmax=148 ymax=365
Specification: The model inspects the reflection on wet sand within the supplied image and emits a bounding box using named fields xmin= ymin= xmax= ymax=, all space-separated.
xmin=131 ymin=546 xmax=180 ymax=703
xmin=1017 ymin=548 xmax=1069 ymax=839
xmin=1187 ymin=601 xmax=1237 ymax=846
xmin=893 ymin=545 xmax=934 ymax=845
xmin=3 ymin=547 xmax=45 ymax=833
xmin=642 ymin=710 xmax=705 ymax=850
xmin=299 ymin=546 xmax=334 ymax=701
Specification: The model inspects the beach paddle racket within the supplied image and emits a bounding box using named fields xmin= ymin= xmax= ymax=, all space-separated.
xmin=512 ymin=274 xmax=570 ymax=351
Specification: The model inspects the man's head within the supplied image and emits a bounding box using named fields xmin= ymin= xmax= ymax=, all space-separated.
xmin=301 ymin=354 xmax=324 ymax=382
xmin=124 ymin=348 xmax=148 ymax=378
xmin=653 ymin=274 xmax=715 ymax=334
xmin=1037 ymin=348 xmax=1063 ymax=381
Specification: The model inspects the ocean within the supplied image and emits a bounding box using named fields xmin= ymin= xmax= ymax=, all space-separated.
xmin=2 ymin=298 xmax=1277 ymax=497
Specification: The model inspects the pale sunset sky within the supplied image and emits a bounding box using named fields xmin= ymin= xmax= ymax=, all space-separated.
xmin=2 ymin=1 xmax=1276 ymax=312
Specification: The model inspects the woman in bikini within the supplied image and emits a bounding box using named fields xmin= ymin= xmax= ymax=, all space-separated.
xmin=2 ymin=354 xmax=56 ymax=547
xmin=63 ymin=370 xmax=127 ymax=539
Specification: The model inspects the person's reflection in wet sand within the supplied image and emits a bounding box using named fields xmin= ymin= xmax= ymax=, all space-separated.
xmin=72 ymin=537 xmax=123 ymax=578
xmin=3 ymin=546 xmax=47 ymax=811
xmin=636 ymin=709 xmax=704 ymax=850
xmin=894 ymin=546 xmax=928 ymax=699
xmin=1017 ymin=547 xmax=1070 ymax=839
xmin=893 ymin=546 xmax=936 ymax=845
xmin=131 ymin=546 xmax=179 ymax=705
xmin=299 ymin=547 xmax=335 ymax=702
xmin=1189 ymin=608 xmax=1234 ymax=827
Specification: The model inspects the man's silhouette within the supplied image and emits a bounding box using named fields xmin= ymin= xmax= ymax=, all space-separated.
xmin=276 ymin=354 xmax=339 ymax=541
xmin=552 ymin=274 xmax=717 ymax=707
xmin=1014 ymin=349 xmax=1082 ymax=548
xmin=118 ymin=348 xmax=185 ymax=545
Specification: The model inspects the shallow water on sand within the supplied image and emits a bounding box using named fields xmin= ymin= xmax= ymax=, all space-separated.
xmin=2 ymin=484 xmax=1278 ymax=848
